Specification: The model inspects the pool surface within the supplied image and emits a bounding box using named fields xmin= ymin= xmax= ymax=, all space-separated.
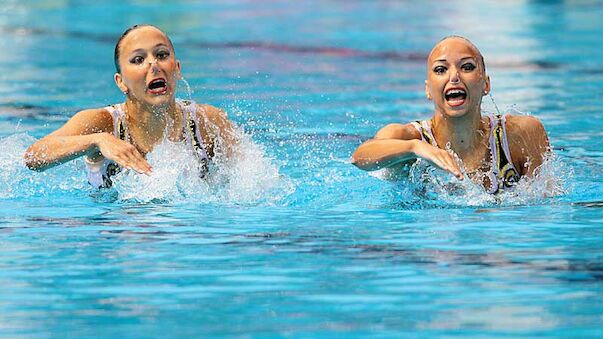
xmin=1 ymin=1 xmax=603 ymax=337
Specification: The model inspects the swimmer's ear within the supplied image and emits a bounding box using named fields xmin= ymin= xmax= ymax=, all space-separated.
xmin=114 ymin=73 xmax=128 ymax=94
xmin=175 ymin=60 xmax=182 ymax=80
xmin=424 ymin=80 xmax=432 ymax=100
xmin=483 ymin=75 xmax=491 ymax=96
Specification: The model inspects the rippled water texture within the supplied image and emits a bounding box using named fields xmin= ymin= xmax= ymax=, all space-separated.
xmin=1 ymin=1 xmax=603 ymax=337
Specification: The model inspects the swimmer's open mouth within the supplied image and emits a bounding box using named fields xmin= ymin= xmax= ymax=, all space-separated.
xmin=147 ymin=78 xmax=168 ymax=95
xmin=445 ymin=88 xmax=467 ymax=107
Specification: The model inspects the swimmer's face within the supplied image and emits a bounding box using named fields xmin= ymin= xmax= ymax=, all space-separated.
xmin=114 ymin=26 xmax=181 ymax=106
xmin=425 ymin=37 xmax=490 ymax=118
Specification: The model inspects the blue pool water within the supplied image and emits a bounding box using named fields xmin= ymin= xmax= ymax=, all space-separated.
xmin=1 ymin=1 xmax=603 ymax=337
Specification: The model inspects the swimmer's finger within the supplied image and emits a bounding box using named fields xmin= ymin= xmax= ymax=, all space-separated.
xmin=125 ymin=153 xmax=152 ymax=175
xmin=442 ymin=154 xmax=463 ymax=179
xmin=134 ymin=160 xmax=153 ymax=175
xmin=415 ymin=144 xmax=463 ymax=180
xmin=112 ymin=153 xmax=149 ymax=175
xmin=123 ymin=161 xmax=151 ymax=176
xmin=432 ymin=153 xmax=463 ymax=180
xmin=442 ymin=154 xmax=463 ymax=180
xmin=111 ymin=155 xmax=131 ymax=169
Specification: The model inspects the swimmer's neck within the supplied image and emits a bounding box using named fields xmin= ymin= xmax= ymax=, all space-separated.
xmin=125 ymin=98 xmax=178 ymax=123
xmin=124 ymin=98 xmax=180 ymax=152
xmin=431 ymin=110 xmax=487 ymax=157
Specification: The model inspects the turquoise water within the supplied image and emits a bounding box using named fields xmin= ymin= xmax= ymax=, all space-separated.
xmin=1 ymin=1 xmax=603 ymax=337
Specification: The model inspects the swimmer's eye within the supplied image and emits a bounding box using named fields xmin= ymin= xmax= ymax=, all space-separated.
xmin=461 ymin=63 xmax=476 ymax=71
xmin=156 ymin=50 xmax=170 ymax=60
xmin=130 ymin=56 xmax=144 ymax=65
xmin=433 ymin=66 xmax=447 ymax=74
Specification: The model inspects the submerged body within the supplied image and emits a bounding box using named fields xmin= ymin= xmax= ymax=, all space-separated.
xmin=352 ymin=36 xmax=550 ymax=193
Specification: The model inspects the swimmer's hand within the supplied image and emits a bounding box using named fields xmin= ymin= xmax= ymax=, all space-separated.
xmin=96 ymin=133 xmax=152 ymax=175
xmin=412 ymin=141 xmax=464 ymax=180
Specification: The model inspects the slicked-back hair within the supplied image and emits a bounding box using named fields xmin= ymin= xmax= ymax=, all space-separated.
xmin=433 ymin=35 xmax=486 ymax=74
xmin=113 ymin=24 xmax=175 ymax=73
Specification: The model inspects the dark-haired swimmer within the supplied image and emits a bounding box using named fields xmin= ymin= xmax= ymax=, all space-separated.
xmin=352 ymin=36 xmax=550 ymax=193
xmin=24 ymin=25 xmax=238 ymax=188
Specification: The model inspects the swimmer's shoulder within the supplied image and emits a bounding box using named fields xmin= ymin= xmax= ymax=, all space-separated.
xmin=193 ymin=103 xmax=232 ymax=127
xmin=504 ymin=114 xmax=550 ymax=170
xmin=504 ymin=114 xmax=548 ymax=142
xmin=374 ymin=122 xmax=422 ymax=140
xmin=79 ymin=107 xmax=115 ymax=132
xmin=52 ymin=107 xmax=114 ymax=136
xmin=198 ymin=103 xmax=227 ymax=117
xmin=193 ymin=103 xmax=238 ymax=154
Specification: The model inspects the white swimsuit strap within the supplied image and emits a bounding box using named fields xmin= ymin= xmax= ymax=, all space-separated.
xmin=177 ymin=99 xmax=210 ymax=161
xmin=488 ymin=115 xmax=500 ymax=176
xmin=411 ymin=120 xmax=438 ymax=147
xmin=487 ymin=114 xmax=518 ymax=175
xmin=498 ymin=114 xmax=516 ymax=171
xmin=103 ymin=104 xmax=128 ymax=142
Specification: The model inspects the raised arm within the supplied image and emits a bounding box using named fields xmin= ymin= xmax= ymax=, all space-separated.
xmin=24 ymin=108 xmax=151 ymax=174
xmin=507 ymin=115 xmax=551 ymax=176
xmin=351 ymin=123 xmax=463 ymax=179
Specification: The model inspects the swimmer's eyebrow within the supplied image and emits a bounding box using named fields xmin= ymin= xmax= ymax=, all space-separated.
xmin=433 ymin=56 xmax=477 ymax=63
xmin=128 ymin=44 xmax=170 ymax=55
xmin=152 ymin=43 xmax=170 ymax=50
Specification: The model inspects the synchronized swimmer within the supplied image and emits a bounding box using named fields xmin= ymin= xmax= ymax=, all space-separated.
xmin=24 ymin=25 xmax=238 ymax=188
xmin=352 ymin=36 xmax=550 ymax=194
xmin=23 ymin=28 xmax=551 ymax=195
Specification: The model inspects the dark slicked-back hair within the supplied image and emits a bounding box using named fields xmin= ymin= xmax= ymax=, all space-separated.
xmin=113 ymin=24 xmax=175 ymax=73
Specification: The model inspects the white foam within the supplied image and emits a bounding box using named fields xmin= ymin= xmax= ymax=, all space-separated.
xmin=0 ymin=133 xmax=88 ymax=199
xmin=0 ymin=124 xmax=292 ymax=205
xmin=399 ymin=151 xmax=570 ymax=207
xmin=110 ymin=128 xmax=293 ymax=204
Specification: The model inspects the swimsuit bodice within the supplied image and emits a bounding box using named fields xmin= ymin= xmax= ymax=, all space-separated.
xmin=85 ymin=99 xmax=209 ymax=188
xmin=411 ymin=114 xmax=520 ymax=194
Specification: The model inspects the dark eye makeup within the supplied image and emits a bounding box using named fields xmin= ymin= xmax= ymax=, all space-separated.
xmin=156 ymin=50 xmax=170 ymax=59
xmin=461 ymin=62 xmax=476 ymax=71
xmin=130 ymin=55 xmax=145 ymax=65
xmin=433 ymin=65 xmax=447 ymax=74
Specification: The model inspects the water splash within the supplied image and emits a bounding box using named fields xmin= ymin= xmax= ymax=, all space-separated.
xmin=0 ymin=133 xmax=89 ymax=199
xmin=109 ymin=127 xmax=293 ymax=205
xmin=0 ymin=127 xmax=292 ymax=205
xmin=178 ymin=77 xmax=194 ymax=101
xmin=383 ymin=150 xmax=571 ymax=209
xmin=488 ymin=92 xmax=503 ymax=116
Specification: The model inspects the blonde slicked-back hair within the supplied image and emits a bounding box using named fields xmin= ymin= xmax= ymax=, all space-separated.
xmin=432 ymin=35 xmax=487 ymax=74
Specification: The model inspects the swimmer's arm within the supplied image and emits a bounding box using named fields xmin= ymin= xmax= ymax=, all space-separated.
xmin=351 ymin=123 xmax=463 ymax=179
xmin=508 ymin=115 xmax=551 ymax=176
xmin=24 ymin=109 xmax=152 ymax=174
xmin=24 ymin=109 xmax=111 ymax=171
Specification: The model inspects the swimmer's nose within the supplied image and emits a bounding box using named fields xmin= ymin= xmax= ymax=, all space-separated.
xmin=449 ymin=70 xmax=460 ymax=84
xmin=148 ymin=59 xmax=160 ymax=72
